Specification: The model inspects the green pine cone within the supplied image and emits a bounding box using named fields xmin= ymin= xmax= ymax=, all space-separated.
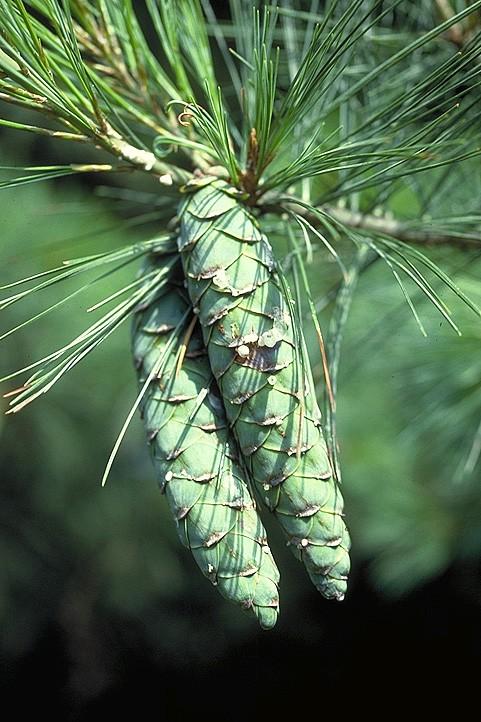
xmin=132 ymin=253 xmax=280 ymax=628
xmin=178 ymin=179 xmax=350 ymax=600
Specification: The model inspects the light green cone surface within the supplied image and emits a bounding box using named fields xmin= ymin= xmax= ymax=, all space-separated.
xmin=132 ymin=255 xmax=280 ymax=628
xmin=178 ymin=180 xmax=350 ymax=600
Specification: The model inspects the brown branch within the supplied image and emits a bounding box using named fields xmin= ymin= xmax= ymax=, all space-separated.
xmin=436 ymin=0 xmax=464 ymax=45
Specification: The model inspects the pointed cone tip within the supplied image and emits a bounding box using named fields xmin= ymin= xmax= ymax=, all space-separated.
xmin=256 ymin=605 xmax=279 ymax=631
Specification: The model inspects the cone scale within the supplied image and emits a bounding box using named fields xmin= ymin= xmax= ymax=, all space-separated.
xmin=178 ymin=179 xmax=350 ymax=600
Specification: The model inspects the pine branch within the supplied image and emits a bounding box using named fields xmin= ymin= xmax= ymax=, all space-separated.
xmin=323 ymin=206 xmax=481 ymax=249
xmin=99 ymin=123 xmax=190 ymax=185
xmin=266 ymin=199 xmax=481 ymax=250
xmin=0 ymin=0 xmax=199 ymax=186
xmin=435 ymin=0 xmax=468 ymax=46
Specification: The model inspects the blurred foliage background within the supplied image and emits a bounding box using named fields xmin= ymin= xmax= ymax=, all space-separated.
xmin=1 ymin=1 xmax=481 ymax=717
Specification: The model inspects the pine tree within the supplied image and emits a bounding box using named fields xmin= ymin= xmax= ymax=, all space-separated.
xmin=1 ymin=1 xmax=480 ymax=626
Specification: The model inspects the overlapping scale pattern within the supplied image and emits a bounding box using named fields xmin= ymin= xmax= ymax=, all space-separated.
xmin=132 ymin=255 xmax=280 ymax=627
xmin=179 ymin=180 xmax=350 ymax=600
